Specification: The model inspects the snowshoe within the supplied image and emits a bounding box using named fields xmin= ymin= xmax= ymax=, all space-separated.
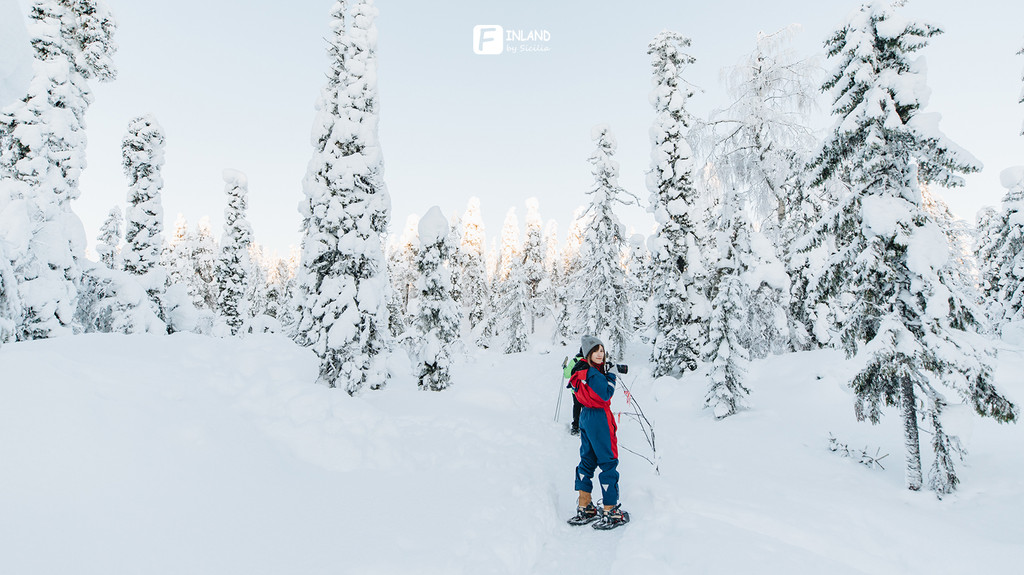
xmin=566 ymin=502 xmax=600 ymax=526
xmin=592 ymin=504 xmax=630 ymax=530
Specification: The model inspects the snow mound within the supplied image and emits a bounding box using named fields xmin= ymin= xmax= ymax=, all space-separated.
xmin=418 ymin=205 xmax=447 ymax=244
xmin=222 ymin=168 xmax=248 ymax=187
xmin=999 ymin=166 xmax=1024 ymax=190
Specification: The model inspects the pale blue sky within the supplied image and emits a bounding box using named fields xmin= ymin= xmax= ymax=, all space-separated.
xmin=15 ymin=0 xmax=1024 ymax=256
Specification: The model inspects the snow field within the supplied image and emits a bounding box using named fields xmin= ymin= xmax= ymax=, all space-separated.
xmin=1 ymin=334 xmax=1022 ymax=574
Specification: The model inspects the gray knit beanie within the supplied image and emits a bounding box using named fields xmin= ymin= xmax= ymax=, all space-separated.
xmin=581 ymin=335 xmax=604 ymax=359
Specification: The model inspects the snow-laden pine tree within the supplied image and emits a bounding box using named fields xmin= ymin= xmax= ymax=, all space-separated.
xmin=522 ymin=198 xmax=549 ymax=333
xmin=164 ymin=214 xmax=192 ymax=290
xmin=266 ymin=251 xmax=299 ymax=336
xmin=646 ymin=31 xmax=708 ymax=376
xmin=121 ymin=114 xmax=167 ymax=324
xmin=191 ymin=218 xmax=219 ymax=312
xmin=625 ymin=233 xmax=649 ymax=334
xmin=447 ymin=211 xmax=463 ymax=301
xmin=921 ymin=185 xmax=988 ymax=334
xmin=0 ymin=0 xmax=116 ymax=339
xmin=542 ymin=219 xmax=561 ymax=319
xmin=0 ymin=245 xmax=20 ymax=345
xmin=413 ymin=206 xmax=461 ymax=390
xmin=977 ymin=168 xmax=1024 ymax=327
xmin=704 ymin=190 xmax=751 ymax=419
xmin=296 ymin=0 xmax=392 ymax=393
xmin=95 ymin=206 xmax=122 ymax=270
xmin=217 ymin=169 xmax=253 ymax=335
xmin=569 ymin=125 xmax=635 ymax=358
xmin=554 ymin=207 xmax=586 ymax=344
xmin=487 ymin=208 xmax=530 ymax=353
xmin=456 ymin=197 xmax=490 ymax=336
xmin=243 ymin=243 xmax=270 ymax=332
xmin=736 ymin=227 xmax=791 ymax=360
xmin=388 ymin=214 xmax=419 ymax=322
xmin=808 ymin=2 xmax=1018 ymax=494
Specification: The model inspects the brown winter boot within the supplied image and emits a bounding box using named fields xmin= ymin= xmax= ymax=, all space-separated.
xmin=568 ymin=491 xmax=598 ymax=526
xmin=579 ymin=491 xmax=592 ymax=508
xmin=593 ymin=503 xmax=630 ymax=530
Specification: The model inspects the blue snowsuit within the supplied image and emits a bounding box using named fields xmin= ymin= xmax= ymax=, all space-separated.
xmin=570 ymin=361 xmax=619 ymax=506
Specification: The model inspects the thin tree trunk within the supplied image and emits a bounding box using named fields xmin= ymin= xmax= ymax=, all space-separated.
xmin=901 ymin=376 xmax=923 ymax=491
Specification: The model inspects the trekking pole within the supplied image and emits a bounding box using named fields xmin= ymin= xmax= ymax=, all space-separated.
xmin=554 ymin=356 xmax=569 ymax=422
xmin=617 ymin=374 xmax=660 ymax=475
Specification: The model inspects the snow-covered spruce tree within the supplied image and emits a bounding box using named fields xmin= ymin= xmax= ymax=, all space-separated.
xmin=446 ymin=211 xmax=463 ymax=300
xmin=808 ymin=2 xmax=1018 ymax=494
xmin=217 ymin=169 xmax=253 ymax=335
xmin=704 ymin=190 xmax=752 ymax=419
xmin=743 ymin=242 xmax=791 ymax=360
xmin=921 ymin=185 xmax=989 ymax=334
xmin=569 ymin=125 xmax=635 ymax=358
xmin=488 ymin=208 xmax=530 ymax=353
xmin=164 ymin=214 xmax=193 ymax=294
xmin=625 ymin=233 xmax=650 ymax=334
xmin=1 ymin=0 xmax=116 ymax=339
xmin=554 ymin=207 xmax=586 ymax=344
xmin=542 ymin=219 xmax=561 ymax=321
xmin=296 ymin=0 xmax=392 ymax=393
xmin=266 ymin=252 xmax=298 ymax=336
xmin=243 ymin=243 xmax=271 ymax=332
xmin=413 ymin=206 xmax=461 ymax=390
xmin=456 ymin=197 xmax=490 ymax=337
xmin=522 ymin=198 xmax=549 ymax=333
xmin=191 ymin=217 xmax=219 ymax=311
xmin=121 ymin=114 xmax=167 ymax=323
xmin=95 ymin=205 xmax=122 ymax=270
xmin=388 ymin=214 xmax=418 ymax=322
xmin=646 ymin=31 xmax=708 ymax=376
xmin=0 ymin=246 xmax=21 ymax=345
xmin=977 ymin=169 xmax=1024 ymax=327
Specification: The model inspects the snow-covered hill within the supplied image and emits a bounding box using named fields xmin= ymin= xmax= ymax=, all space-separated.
xmin=1 ymin=334 xmax=1021 ymax=574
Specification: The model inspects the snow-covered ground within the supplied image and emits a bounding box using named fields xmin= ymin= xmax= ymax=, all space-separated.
xmin=1 ymin=333 xmax=1021 ymax=574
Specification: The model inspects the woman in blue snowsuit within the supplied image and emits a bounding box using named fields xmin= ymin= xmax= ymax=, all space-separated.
xmin=567 ymin=335 xmax=629 ymax=529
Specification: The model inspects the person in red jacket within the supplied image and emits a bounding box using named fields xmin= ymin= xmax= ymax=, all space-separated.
xmin=566 ymin=335 xmax=630 ymax=529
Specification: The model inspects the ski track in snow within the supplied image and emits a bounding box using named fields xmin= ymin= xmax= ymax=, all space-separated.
xmin=1 ymin=334 xmax=1023 ymax=574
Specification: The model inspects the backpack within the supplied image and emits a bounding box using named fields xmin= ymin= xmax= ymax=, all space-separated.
xmin=568 ymin=363 xmax=611 ymax=410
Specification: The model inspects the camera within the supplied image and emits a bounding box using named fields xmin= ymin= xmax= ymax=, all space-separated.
xmin=608 ymin=362 xmax=629 ymax=374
